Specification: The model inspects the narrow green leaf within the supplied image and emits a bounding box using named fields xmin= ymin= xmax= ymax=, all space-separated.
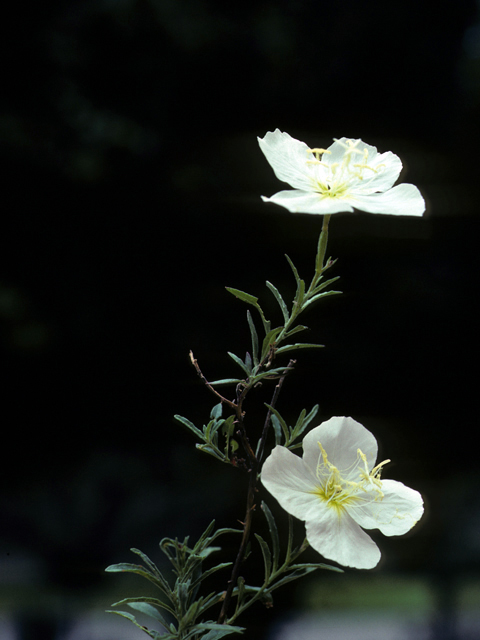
xmin=261 ymin=502 xmax=280 ymax=573
xmin=225 ymin=287 xmax=258 ymax=305
xmin=129 ymin=548 xmax=161 ymax=578
xmin=113 ymin=596 xmax=175 ymax=618
xmin=275 ymin=343 xmax=324 ymax=355
xmin=227 ymin=352 xmax=251 ymax=376
xmin=246 ymin=311 xmax=259 ymax=368
xmin=291 ymin=405 xmax=319 ymax=440
xmin=264 ymin=404 xmax=289 ymax=442
xmin=200 ymin=623 xmax=245 ymax=639
xmin=196 ymin=443 xmax=228 ymax=462
xmin=271 ymin=414 xmax=283 ymax=446
xmin=174 ymin=415 xmax=204 ymax=440
xmin=312 ymin=275 xmax=341 ymax=294
xmin=260 ymin=327 xmax=283 ymax=362
xmin=226 ymin=287 xmax=270 ymax=334
xmin=268 ymin=567 xmax=318 ymax=592
xmin=190 ymin=562 xmax=232 ymax=591
xmin=209 ymin=378 xmax=242 ymax=386
xmin=266 ymin=281 xmax=289 ymax=324
xmin=289 ymin=562 xmax=343 ymax=573
xmin=285 ymin=254 xmax=300 ymax=285
xmin=254 ymin=533 xmax=272 ymax=581
xmin=303 ymin=290 xmax=342 ymax=309
xmin=126 ymin=602 xmax=170 ymax=629
xmin=106 ymin=610 xmax=165 ymax=639
xmin=284 ymin=324 xmax=309 ymax=338
xmin=106 ymin=562 xmax=171 ymax=596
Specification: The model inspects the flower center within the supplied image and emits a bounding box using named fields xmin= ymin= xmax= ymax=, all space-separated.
xmin=306 ymin=139 xmax=384 ymax=199
xmin=312 ymin=442 xmax=390 ymax=512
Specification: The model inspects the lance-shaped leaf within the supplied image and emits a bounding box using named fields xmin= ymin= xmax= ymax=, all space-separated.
xmin=106 ymin=609 xmax=167 ymax=639
xmin=228 ymin=351 xmax=252 ymax=376
xmin=261 ymin=502 xmax=280 ymax=573
xmin=275 ymin=342 xmax=324 ymax=355
xmin=225 ymin=287 xmax=270 ymax=334
xmin=254 ymin=533 xmax=272 ymax=582
xmin=266 ymin=281 xmax=289 ymax=324
xmin=260 ymin=327 xmax=283 ymax=362
xmin=246 ymin=310 xmax=259 ymax=367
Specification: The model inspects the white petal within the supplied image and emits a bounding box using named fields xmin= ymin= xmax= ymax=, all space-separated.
xmin=261 ymin=445 xmax=320 ymax=521
xmin=324 ymin=137 xmax=379 ymax=167
xmin=348 ymin=183 xmax=425 ymax=216
xmin=261 ymin=190 xmax=354 ymax=215
xmin=358 ymin=151 xmax=403 ymax=193
xmin=257 ymin=130 xmax=316 ymax=192
xmin=349 ymin=479 xmax=424 ymax=536
xmin=303 ymin=417 xmax=378 ymax=480
xmin=305 ymin=508 xmax=381 ymax=569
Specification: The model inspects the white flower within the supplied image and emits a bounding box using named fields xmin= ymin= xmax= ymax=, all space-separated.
xmin=261 ymin=416 xmax=424 ymax=569
xmin=258 ymin=130 xmax=425 ymax=216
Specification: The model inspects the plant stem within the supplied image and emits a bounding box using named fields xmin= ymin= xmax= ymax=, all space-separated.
xmin=217 ymin=361 xmax=294 ymax=624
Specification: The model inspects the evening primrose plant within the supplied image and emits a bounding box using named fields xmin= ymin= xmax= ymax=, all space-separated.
xmin=106 ymin=130 xmax=425 ymax=639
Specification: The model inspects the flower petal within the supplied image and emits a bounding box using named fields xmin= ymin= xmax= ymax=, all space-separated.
xmin=261 ymin=445 xmax=320 ymax=521
xmin=349 ymin=479 xmax=424 ymax=536
xmin=348 ymin=183 xmax=425 ymax=216
xmin=305 ymin=508 xmax=381 ymax=569
xmin=261 ymin=190 xmax=354 ymax=215
xmin=257 ymin=130 xmax=316 ymax=192
xmin=303 ymin=417 xmax=378 ymax=480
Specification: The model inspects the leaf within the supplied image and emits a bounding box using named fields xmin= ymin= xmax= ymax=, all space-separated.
xmin=289 ymin=562 xmax=343 ymax=573
xmin=275 ymin=343 xmax=324 ymax=355
xmin=261 ymin=502 xmax=280 ymax=573
xmin=291 ymin=405 xmax=319 ymax=440
xmin=113 ymin=596 xmax=175 ymax=618
xmin=271 ymin=414 xmax=283 ymax=446
xmin=209 ymin=378 xmax=243 ymax=386
xmin=284 ymin=324 xmax=309 ymax=338
xmin=174 ymin=415 xmax=204 ymax=440
xmin=266 ymin=281 xmax=289 ymax=324
xmin=303 ymin=289 xmax=342 ymax=309
xmin=225 ymin=287 xmax=259 ymax=306
xmin=225 ymin=287 xmax=270 ymax=334
xmin=285 ymin=254 xmax=306 ymax=310
xmin=260 ymin=327 xmax=283 ymax=362
xmin=312 ymin=275 xmax=341 ymax=294
xmin=254 ymin=533 xmax=272 ymax=581
xmin=227 ymin=352 xmax=251 ymax=376
xmin=210 ymin=403 xmax=223 ymax=420
xmin=264 ymin=404 xmax=288 ymax=442
xmin=106 ymin=610 xmax=166 ymax=639
xmin=200 ymin=623 xmax=245 ymax=639
xmin=126 ymin=602 xmax=170 ymax=629
xmin=246 ymin=311 xmax=259 ymax=368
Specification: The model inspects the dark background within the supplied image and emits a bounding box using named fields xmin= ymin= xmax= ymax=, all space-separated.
xmin=1 ymin=1 xmax=480 ymax=639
